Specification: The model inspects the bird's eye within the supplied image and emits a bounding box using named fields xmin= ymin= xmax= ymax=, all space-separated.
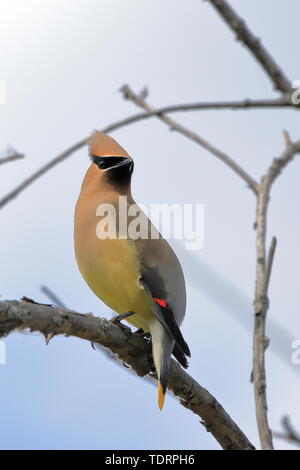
xmin=98 ymin=160 xmax=106 ymax=169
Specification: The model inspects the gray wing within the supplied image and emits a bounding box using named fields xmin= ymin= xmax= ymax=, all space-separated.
xmin=136 ymin=235 xmax=190 ymax=358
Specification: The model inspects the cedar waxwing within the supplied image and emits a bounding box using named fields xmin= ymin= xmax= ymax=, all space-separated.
xmin=74 ymin=131 xmax=190 ymax=409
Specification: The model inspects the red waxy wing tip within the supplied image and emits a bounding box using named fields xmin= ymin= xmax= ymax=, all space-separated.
xmin=153 ymin=297 xmax=167 ymax=308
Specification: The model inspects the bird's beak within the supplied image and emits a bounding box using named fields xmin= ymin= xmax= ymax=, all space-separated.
xmin=112 ymin=157 xmax=133 ymax=169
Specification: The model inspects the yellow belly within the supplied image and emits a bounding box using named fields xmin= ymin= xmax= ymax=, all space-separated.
xmin=75 ymin=236 xmax=154 ymax=332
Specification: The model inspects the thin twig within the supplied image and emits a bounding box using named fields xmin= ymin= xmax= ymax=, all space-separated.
xmin=266 ymin=134 xmax=300 ymax=187
xmin=40 ymin=285 xmax=67 ymax=309
xmin=207 ymin=0 xmax=292 ymax=93
xmin=160 ymin=97 xmax=294 ymax=111
xmin=265 ymin=237 xmax=277 ymax=294
xmin=121 ymin=85 xmax=259 ymax=194
xmin=1 ymin=95 xmax=289 ymax=209
xmin=0 ymin=299 xmax=255 ymax=450
xmin=0 ymin=151 xmax=24 ymax=166
xmin=0 ymin=138 xmax=87 ymax=210
xmin=273 ymin=416 xmax=300 ymax=448
xmin=253 ymin=134 xmax=300 ymax=449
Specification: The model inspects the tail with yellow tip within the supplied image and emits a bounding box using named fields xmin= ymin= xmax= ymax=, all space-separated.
xmin=158 ymin=382 xmax=166 ymax=410
xmin=151 ymin=320 xmax=174 ymax=410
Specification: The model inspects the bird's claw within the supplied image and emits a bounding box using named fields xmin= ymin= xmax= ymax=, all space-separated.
xmin=111 ymin=311 xmax=134 ymax=324
xmin=134 ymin=328 xmax=144 ymax=335
xmin=134 ymin=329 xmax=151 ymax=340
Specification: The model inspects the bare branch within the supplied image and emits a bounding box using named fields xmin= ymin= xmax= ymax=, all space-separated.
xmin=0 ymin=299 xmax=254 ymax=450
xmin=273 ymin=416 xmax=300 ymax=448
xmin=0 ymin=149 xmax=24 ymax=166
xmin=2 ymin=96 xmax=287 ymax=209
xmin=265 ymin=236 xmax=277 ymax=294
xmin=253 ymin=135 xmax=300 ymax=449
xmin=207 ymin=0 xmax=292 ymax=93
xmin=137 ymin=96 xmax=294 ymax=112
xmin=40 ymin=285 xmax=67 ymax=309
xmin=253 ymin=208 xmax=273 ymax=448
xmin=266 ymin=136 xmax=300 ymax=187
xmin=0 ymin=138 xmax=87 ymax=210
xmin=282 ymin=130 xmax=292 ymax=146
xmin=121 ymin=85 xmax=259 ymax=194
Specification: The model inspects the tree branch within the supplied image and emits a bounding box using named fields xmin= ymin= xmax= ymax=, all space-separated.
xmin=0 ymin=138 xmax=87 ymax=210
xmin=0 ymin=299 xmax=254 ymax=450
xmin=207 ymin=0 xmax=292 ymax=93
xmin=131 ymin=96 xmax=294 ymax=113
xmin=2 ymin=95 xmax=289 ymax=209
xmin=253 ymin=133 xmax=300 ymax=449
xmin=0 ymin=150 xmax=24 ymax=166
xmin=40 ymin=285 xmax=67 ymax=309
xmin=265 ymin=236 xmax=277 ymax=294
xmin=121 ymin=85 xmax=259 ymax=194
xmin=273 ymin=416 xmax=300 ymax=448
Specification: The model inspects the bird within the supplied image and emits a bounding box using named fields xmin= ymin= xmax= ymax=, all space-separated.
xmin=74 ymin=131 xmax=190 ymax=409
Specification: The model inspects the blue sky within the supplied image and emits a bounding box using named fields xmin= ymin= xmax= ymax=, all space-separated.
xmin=0 ymin=0 xmax=299 ymax=450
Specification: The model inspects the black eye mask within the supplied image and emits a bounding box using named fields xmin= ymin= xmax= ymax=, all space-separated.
xmin=91 ymin=155 xmax=129 ymax=170
xmin=90 ymin=154 xmax=134 ymax=188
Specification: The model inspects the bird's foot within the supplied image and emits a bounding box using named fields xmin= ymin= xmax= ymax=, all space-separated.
xmin=134 ymin=328 xmax=144 ymax=335
xmin=111 ymin=311 xmax=134 ymax=324
xmin=134 ymin=329 xmax=151 ymax=340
